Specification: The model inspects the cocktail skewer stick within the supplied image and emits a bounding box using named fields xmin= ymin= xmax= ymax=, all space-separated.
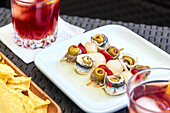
xmin=60 ymin=57 xmax=68 ymax=62
xmin=86 ymin=81 xmax=94 ymax=86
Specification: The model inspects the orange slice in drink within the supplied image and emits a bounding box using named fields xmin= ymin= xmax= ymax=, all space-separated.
xmin=167 ymin=79 xmax=170 ymax=95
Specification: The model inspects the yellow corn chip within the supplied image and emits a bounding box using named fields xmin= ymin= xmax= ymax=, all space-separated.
xmin=28 ymin=89 xmax=51 ymax=108
xmin=0 ymin=79 xmax=27 ymax=113
xmin=0 ymin=59 xmax=50 ymax=113
xmin=34 ymin=105 xmax=48 ymax=113
xmin=0 ymin=74 xmax=12 ymax=83
xmin=0 ymin=64 xmax=16 ymax=76
xmin=0 ymin=59 xmax=5 ymax=64
xmin=7 ymin=77 xmax=31 ymax=91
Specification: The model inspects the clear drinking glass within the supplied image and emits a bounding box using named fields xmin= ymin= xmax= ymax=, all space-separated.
xmin=127 ymin=68 xmax=170 ymax=113
xmin=11 ymin=0 xmax=60 ymax=49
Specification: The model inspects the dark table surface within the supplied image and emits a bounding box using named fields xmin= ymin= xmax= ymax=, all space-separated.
xmin=0 ymin=7 xmax=170 ymax=113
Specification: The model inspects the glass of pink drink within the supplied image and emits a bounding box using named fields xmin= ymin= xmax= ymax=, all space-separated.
xmin=127 ymin=68 xmax=170 ymax=113
xmin=11 ymin=0 xmax=60 ymax=49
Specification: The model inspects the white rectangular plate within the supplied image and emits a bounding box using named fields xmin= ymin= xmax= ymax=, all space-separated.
xmin=34 ymin=25 xmax=170 ymax=112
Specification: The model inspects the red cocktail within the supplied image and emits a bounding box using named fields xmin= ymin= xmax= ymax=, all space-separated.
xmin=11 ymin=0 xmax=60 ymax=49
xmin=127 ymin=68 xmax=170 ymax=113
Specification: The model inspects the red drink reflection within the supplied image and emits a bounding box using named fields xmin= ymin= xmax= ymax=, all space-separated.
xmin=11 ymin=0 xmax=60 ymax=48
xmin=129 ymin=82 xmax=170 ymax=113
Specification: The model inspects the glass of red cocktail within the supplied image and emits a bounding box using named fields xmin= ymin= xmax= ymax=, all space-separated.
xmin=127 ymin=68 xmax=170 ymax=113
xmin=11 ymin=0 xmax=60 ymax=49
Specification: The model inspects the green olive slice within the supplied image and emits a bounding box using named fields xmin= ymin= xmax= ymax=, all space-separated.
xmin=68 ymin=45 xmax=80 ymax=56
xmin=107 ymin=47 xmax=119 ymax=57
xmin=110 ymin=76 xmax=119 ymax=82
xmin=93 ymin=34 xmax=105 ymax=44
xmin=82 ymin=56 xmax=92 ymax=65
xmin=93 ymin=68 xmax=105 ymax=81
xmin=123 ymin=56 xmax=134 ymax=65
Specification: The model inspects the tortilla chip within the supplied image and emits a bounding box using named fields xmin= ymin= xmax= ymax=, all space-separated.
xmin=14 ymin=90 xmax=34 ymax=113
xmin=7 ymin=77 xmax=31 ymax=91
xmin=28 ymin=90 xmax=51 ymax=108
xmin=34 ymin=105 xmax=48 ymax=113
xmin=0 ymin=64 xmax=16 ymax=76
xmin=0 ymin=74 xmax=12 ymax=83
xmin=0 ymin=59 xmax=5 ymax=64
xmin=0 ymin=79 xmax=27 ymax=113
xmin=0 ymin=60 xmax=50 ymax=113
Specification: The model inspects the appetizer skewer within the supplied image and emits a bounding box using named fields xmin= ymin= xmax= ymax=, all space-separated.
xmin=91 ymin=34 xmax=109 ymax=48
xmin=60 ymin=45 xmax=82 ymax=62
xmin=104 ymin=73 xmax=126 ymax=95
xmin=60 ymin=33 xmax=151 ymax=96
xmin=74 ymin=54 xmax=95 ymax=75
xmin=87 ymin=67 xmax=106 ymax=88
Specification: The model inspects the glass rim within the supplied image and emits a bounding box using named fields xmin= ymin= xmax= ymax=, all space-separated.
xmin=15 ymin=0 xmax=56 ymax=5
xmin=127 ymin=67 xmax=170 ymax=113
